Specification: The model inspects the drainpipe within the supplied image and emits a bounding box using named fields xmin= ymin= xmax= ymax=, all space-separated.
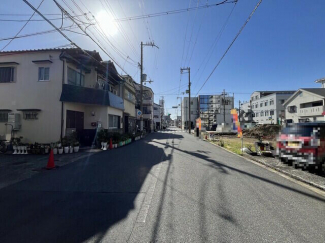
xmin=60 ymin=58 xmax=65 ymax=142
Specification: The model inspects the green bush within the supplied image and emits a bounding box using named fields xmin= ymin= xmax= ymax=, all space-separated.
xmin=219 ymin=139 xmax=225 ymax=147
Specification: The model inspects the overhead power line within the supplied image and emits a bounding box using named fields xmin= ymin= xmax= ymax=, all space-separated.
xmin=196 ymin=0 xmax=263 ymax=96
xmin=114 ymin=0 xmax=237 ymax=22
xmin=0 ymin=14 xmax=92 ymax=22
xmin=1 ymin=0 xmax=44 ymax=51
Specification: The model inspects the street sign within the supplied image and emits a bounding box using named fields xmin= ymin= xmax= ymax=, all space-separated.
xmin=186 ymin=90 xmax=189 ymax=94
xmin=172 ymin=106 xmax=178 ymax=108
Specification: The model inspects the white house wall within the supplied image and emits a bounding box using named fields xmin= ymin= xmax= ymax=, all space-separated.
xmin=0 ymin=51 xmax=63 ymax=143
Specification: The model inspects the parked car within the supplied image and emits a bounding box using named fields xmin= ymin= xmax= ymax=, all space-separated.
xmin=276 ymin=122 xmax=325 ymax=173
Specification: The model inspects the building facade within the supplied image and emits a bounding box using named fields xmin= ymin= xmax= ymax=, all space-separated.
xmin=250 ymin=91 xmax=295 ymax=124
xmin=153 ymin=103 xmax=161 ymax=130
xmin=181 ymin=97 xmax=198 ymax=130
xmin=134 ymin=83 xmax=154 ymax=132
xmin=198 ymin=94 xmax=234 ymax=130
xmin=121 ymin=75 xmax=136 ymax=134
xmin=284 ymin=88 xmax=325 ymax=123
xmin=0 ymin=48 xmax=125 ymax=145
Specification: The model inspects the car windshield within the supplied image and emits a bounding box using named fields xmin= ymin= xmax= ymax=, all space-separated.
xmin=281 ymin=125 xmax=315 ymax=137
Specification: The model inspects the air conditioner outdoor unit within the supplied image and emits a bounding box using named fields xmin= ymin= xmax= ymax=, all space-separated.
xmin=8 ymin=113 xmax=21 ymax=130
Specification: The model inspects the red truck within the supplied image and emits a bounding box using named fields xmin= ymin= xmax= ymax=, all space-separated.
xmin=276 ymin=122 xmax=325 ymax=173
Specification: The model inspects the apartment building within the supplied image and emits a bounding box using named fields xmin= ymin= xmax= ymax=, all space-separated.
xmin=0 ymin=48 xmax=125 ymax=145
xmin=198 ymin=94 xmax=234 ymax=130
xmin=250 ymin=91 xmax=295 ymax=124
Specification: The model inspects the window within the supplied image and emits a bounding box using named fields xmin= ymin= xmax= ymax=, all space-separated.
xmin=260 ymin=111 xmax=264 ymax=116
xmin=265 ymin=101 xmax=268 ymax=106
xmin=68 ymin=67 xmax=84 ymax=86
xmin=270 ymin=100 xmax=274 ymax=105
xmin=280 ymin=99 xmax=285 ymax=104
xmin=0 ymin=67 xmax=14 ymax=83
xmin=260 ymin=103 xmax=263 ymax=107
xmin=265 ymin=110 xmax=269 ymax=116
xmin=270 ymin=110 xmax=274 ymax=116
xmin=256 ymin=113 xmax=259 ymax=117
xmin=109 ymin=115 xmax=120 ymax=129
xmin=255 ymin=95 xmax=258 ymax=100
xmin=24 ymin=112 xmax=38 ymax=120
xmin=191 ymin=101 xmax=193 ymax=105
xmin=38 ymin=67 xmax=50 ymax=81
xmin=255 ymin=104 xmax=258 ymax=108
xmin=0 ymin=112 xmax=8 ymax=122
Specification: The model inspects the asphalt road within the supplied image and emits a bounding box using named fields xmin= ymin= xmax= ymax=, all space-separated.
xmin=0 ymin=127 xmax=324 ymax=243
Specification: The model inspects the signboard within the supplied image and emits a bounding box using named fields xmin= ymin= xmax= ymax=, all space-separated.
xmin=186 ymin=90 xmax=189 ymax=94
xmin=136 ymin=109 xmax=142 ymax=119
xmin=172 ymin=106 xmax=178 ymax=109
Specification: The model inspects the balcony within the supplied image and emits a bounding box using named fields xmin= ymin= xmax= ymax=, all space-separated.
xmin=60 ymin=84 xmax=124 ymax=110
xmin=299 ymin=106 xmax=325 ymax=117
xmin=143 ymin=99 xmax=153 ymax=105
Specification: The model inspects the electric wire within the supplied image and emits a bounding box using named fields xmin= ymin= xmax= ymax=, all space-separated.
xmin=114 ymin=0 xmax=236 ymax=22
xmin=1 ymin=0 xmax=45 ymax=51
xmin=195 ymin=0 xmax=263 ymax=96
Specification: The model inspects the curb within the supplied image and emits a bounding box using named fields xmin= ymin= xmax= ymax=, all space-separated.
xmin=205 ymin=140 xmax=325 ymax=192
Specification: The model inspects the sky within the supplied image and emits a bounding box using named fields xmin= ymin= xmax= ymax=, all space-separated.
xmin=1 ymin=0 xmax=325 ymax=119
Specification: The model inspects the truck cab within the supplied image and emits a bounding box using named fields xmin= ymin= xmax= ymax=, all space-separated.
xmin=276 ymin=122 xmax=325 ymax=173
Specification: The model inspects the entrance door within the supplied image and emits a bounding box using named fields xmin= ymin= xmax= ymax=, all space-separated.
xmin=66 ymin=110 xmax=84 ymax=135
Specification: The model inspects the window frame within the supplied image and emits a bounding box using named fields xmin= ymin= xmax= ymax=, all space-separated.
xmin=38 ymin=67 xmax=50 ymax=81
xmin=0 ymin=67 xmax=14 ymax=83
xmin=0 ymin=112 xmax=9 ymax=122
xmin=68 ymin=67 xmax=84 ymax=86
xmin=108 ymin=114 xmax=120 ymax=129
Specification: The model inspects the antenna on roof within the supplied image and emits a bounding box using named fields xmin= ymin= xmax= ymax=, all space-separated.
xmin=315 ymin=77 xmax=325 ymax=88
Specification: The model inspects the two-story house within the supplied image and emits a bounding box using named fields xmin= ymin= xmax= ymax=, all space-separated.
xmin=0 ymin=48 xmax=124 ymax=145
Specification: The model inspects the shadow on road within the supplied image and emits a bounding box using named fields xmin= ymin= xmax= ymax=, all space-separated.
xmin=152 ymin=141 xmax=325 ymax=203
xmin=0 ymin=132 xmax=181 ymax=243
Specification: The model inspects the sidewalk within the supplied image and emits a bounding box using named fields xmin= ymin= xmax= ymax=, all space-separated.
xmin=0 ymin=149 xmax=101 ymax=189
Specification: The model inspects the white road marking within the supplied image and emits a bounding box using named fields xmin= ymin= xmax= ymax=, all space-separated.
xmin=136 ymin=162 xmax=162 ymax=223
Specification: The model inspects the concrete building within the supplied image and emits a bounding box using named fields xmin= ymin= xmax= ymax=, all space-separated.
xmin=284 ymin=88 xmax=325 ymax=123
xmin=153 ymin=103 xmax=161 ymax=130
xmin=250 ymin=91 xmax=295 ymax=124
xmin=181 ymin=97 xmax=198 ymax=130
xmin=198 ymin=94 xmax=234 ymax=130
xmin=121 ymin=75 xmax=136 ymax=134
xmin=0 ymin=48 xmax=125 ymax=145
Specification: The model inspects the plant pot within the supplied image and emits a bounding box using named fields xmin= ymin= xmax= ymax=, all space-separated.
xmin=58 ymin=148 xmax=63 ymax=154
xmin=101 ymin=142 xmax=104 ymax=150
xmin=13 ymin=145 xmax=17 ymax=154
xmin=119 ymin=142 xmax=123 ymax=147
xmin=103 ymin=142 xmax=107 ymax=151
xmin=73 ymin=146 xmax=79 ymax=153
xmin=64 ymin=146 xmax=69 ymax=154
xmin=23 ymin=146 xmax=28 ymax=154
xmin=69 ymin=146 xmax=73 ymax=153
xmin=53 ymin=148 xmax=58 ymax=154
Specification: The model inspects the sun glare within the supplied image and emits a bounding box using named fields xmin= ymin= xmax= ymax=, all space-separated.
xmin=96 ymin=11 xmax=118 ymax=36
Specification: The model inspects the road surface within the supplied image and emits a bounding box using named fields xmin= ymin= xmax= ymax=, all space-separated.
xmin=0 ymin=127 xmax=324 ymax=242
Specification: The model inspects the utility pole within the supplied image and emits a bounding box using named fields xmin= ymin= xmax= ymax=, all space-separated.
xmin=223 ymin=89 xmax=226 ymax=124
xmin=139 ymin=41 xmax=159 ymax=131
xmin=238 ymin=100 xmax=241 ymax=122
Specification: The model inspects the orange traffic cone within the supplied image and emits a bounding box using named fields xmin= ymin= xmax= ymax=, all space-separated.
xmin=46 ymin=149 xmax=55 ymax=169
xmin=109 ymin=138 xmax=113 ymax=150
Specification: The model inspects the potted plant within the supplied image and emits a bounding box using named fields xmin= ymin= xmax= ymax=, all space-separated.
xmin=52 ymin=143 xmax=58 ymax=155
xmin=62 ymin=137 xmax=69 ymax=154
xmin=58 ymin=144 xmax=63 ymax=154
xmin=45 ymin=145 xmax=50 ymax=154
xmin=73 ymin=141 xmax=80 ymax=153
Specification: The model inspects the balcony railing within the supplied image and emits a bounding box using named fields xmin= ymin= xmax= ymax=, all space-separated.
xmin=299 ymin=106 xmax=325 ymax=116
xmin=60 ymin=84 xmax=124 ymax=110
